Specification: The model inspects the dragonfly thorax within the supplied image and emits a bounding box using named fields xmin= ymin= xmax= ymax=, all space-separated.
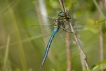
xmin=53 ymin=19 xmax=60 ymax=28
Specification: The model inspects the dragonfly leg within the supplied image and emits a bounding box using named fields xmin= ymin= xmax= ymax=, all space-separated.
xmin=61 ymin=26 xmax=79 ymax=37
xmin=60 ymin=26 xmax=72 ymax=33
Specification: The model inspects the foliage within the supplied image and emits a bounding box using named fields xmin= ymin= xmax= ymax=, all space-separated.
xmin=0 ymin=0 xmax=106 ymax=71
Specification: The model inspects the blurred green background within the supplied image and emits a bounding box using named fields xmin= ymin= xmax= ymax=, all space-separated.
xmin=0 ymin=0 xmax=106 ymax=71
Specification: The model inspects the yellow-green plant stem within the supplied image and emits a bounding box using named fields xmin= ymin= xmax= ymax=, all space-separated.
xmin=9 ymin=8 xmax=27 ymax=71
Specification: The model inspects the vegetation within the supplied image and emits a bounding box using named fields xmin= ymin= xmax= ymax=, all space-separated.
xmin=0 ymin=0 xmax=106 ymax=71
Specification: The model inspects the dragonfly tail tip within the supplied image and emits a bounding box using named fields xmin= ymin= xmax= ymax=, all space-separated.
xmin=40 ymin=63 xmax=44 ymax=69
xmin=40 ymin=65 xmax=43 ymax=69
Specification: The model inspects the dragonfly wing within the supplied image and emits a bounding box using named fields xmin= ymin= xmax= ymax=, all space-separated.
xmin=55 ymin=23 xmax=85 ymax=45
xmin=28 ymin=10 xmax=55 ymax=37
xmin=56 ymin=30 xmax=78 ymax=45
xmin=28 ymin=25 xmax=54 ymax=37
xmin=28 ymin=10 xmax=54 ymax=25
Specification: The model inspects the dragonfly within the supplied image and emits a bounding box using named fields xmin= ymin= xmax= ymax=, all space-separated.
xmin=28 ymin=11 xmax=72 ymax=68
xmin=40 ymin=11 xmax=71 ymax=68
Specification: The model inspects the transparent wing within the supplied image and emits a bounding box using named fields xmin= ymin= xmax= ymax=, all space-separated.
xmin=28 ymin=10 xmax=55 ymax=36
xmin=28 ymin=10 xmax=54 ymax=25
xmin=56 ymin=23 xmax=85 ymax=45
xmin=28 ymin=25 xmax=54 ymax=36
xmin=28 ymin=10 xmax=85 ymax=45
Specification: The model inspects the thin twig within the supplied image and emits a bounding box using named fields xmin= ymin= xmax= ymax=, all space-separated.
xmin=93 ymin=0 xmax=104 ymax=70
xmin=99 ymin=24 xmax=104 ymax=71
xmin=69 ymin=21 xmax=90 ymax=71
xmin=59 ymin=0 xmax=90 ymax=71
xmin=98 ymin=1 xmax=104 ymax=71
xmin=71 ymin=4 xmax=86 ymax=70
xmin=59 ymin=0 xmax=67 ymax=17
xmin=59 ymin=0 xmax=71 ymax=71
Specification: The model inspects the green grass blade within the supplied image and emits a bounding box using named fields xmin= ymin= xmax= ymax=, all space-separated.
xmin=93 ymin=0 xmax=106 ymax=18
xmin=3 ymin=35 xmax=10 ymax=70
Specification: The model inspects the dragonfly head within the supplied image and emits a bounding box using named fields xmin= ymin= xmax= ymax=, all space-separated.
xmin=58 ymin=11 xmax=71 ymax=19
xmin=58 ymin=11 xmax=65 ymax=17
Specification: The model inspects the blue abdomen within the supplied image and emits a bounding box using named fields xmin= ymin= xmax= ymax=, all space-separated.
xmin=41 ymin=28 xmax=58 ymax=68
